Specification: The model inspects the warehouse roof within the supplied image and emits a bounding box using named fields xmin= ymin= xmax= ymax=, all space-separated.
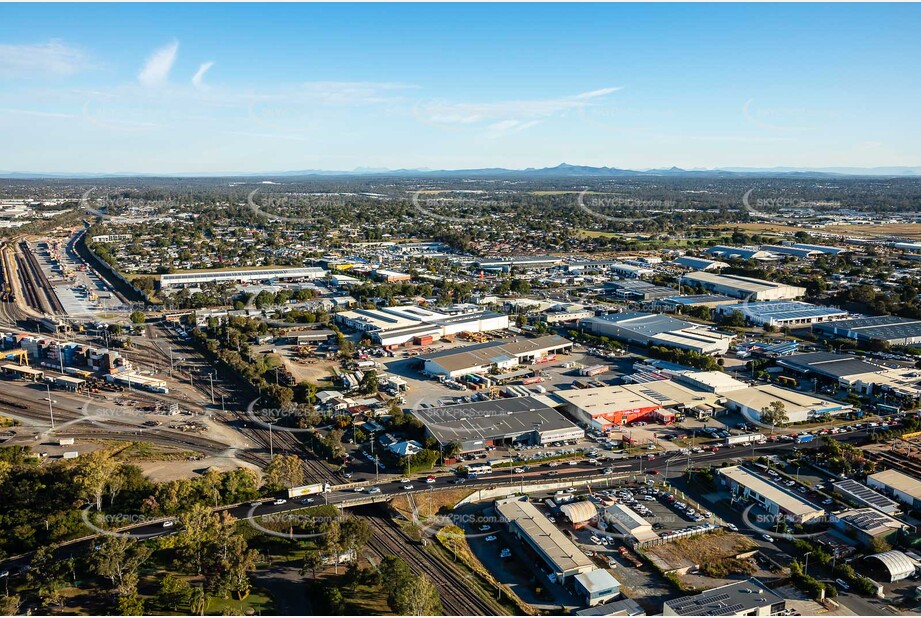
xmin=718 ymin=466 xmax=824 ymax=519
xmin=412 ymin=396 xmax=580 ymax=445
xmin=421 ymin=335 xmax=571 ymax=373
xmin=835 ymin=508 xmax=907 ymax=537
xmin=575 ymin=569 xmax=621 ymax=594
xmin=868 ymin=469 xmax=921 ymax=502
xmin=495 ymin=499 xmax=594 ymax=575
xmin=723 ymin=301 xmax=847 ymax=322
xmin=673 ymin=256 xmax=729 ymax=270
xmin=723 ymin=384 xmax=850 ymax=416
xmin=813 ymin=315 xmax=921 ymax=341
xmin=560 ymin=501 xmax=598 ymax=524
xmin=778 ymin=352 xmax=885 ymax=379
xmin=833 ymin=479 xmax=901 ymax=514
xmin=867 ymin=550 xmax=918 ymax=581
xmin=682 ymin=271 xmax=805 ymax=295
xmin=556 ymin=380 xmax=720 ymax=417
xmin=664 ymin=578 xmax=784 ymax=616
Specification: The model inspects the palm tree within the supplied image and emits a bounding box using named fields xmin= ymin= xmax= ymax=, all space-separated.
xmin=189 ymin=586 xmax=206 ymax=616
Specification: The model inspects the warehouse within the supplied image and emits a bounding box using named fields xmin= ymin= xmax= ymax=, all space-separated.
xmin=159 ymin=266 xmax=327 ymax=288
xmin=704 ymin=245 xmax=776 ymax=261
xmin=717 ymin=466 xmax=825 ymax=523
xmin=672 ymin=370 xmax=749 ymax=395
xmin=474 ymin=256 xmax=563 ymax=272
xmin=495 ymin=497 xmax=595 ymax=583
xmin=864 ymin=550 xmax=919 ymax=583
xmin=336 ymin=304 xmax=510 ymax=347
xmin=715 ymin=301 xmax=847 ymax=327
xmin=722 ymin=383 xmax=851 ymax=424
xmin=680 ymin=271 xmax=806 ymax=301
xmin=574 ymin=570 xmax=622 ymax=607
xmin=420 ymin=335 xmax=572 ymax=378
xmin=663 ymin=578 xmax=785 ymax=617
xmin=412 ymin=396 xmax=584 ymax=453
xmin=604 ymin=503 xmax=658 ymax=543
xmin=832 ymin=508 xmax=909 ymax=547
xmin=656 ymin=294 xmax=738 ymax=310
xmin=788 ymin=243 xmax=848 ymax=256
xmin=760 ymin=245 xmax=823 ymax=259
xmin=611 ymin=263 xmax=654 ymax=279
xmin=555 ymin=380 xmax=723 ymax=431
xmin=775 ymin=352 xmax=921 ymax=400
xmin=603 ymin=281 xmax=675 ymax=301
xmin=580 ymin=312 xmax=734 ymax=355
xmin=673 ymin=256 xmax=728 ymax=271
xmin=372 ymin=269 xmax=412 ymax=282
xmin=833 ymin=479 xmax=901 ymax=515
xmin=867 ymin=469 xmax=921 ymax=509
xmin=560 ymin=501 xmax=599 ymax=529
xmin=813 ymin=315 xmax=921 ymax=347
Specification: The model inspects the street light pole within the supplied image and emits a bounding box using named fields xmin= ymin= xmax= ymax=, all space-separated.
xmin=46 ymin=382 xmax=55 ymax=430
xmin=207 ymin=373 xmax=215 ymax=404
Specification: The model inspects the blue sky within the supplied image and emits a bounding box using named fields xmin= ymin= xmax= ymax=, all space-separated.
xmin=1 ymin=3 xmax=919 ymax=174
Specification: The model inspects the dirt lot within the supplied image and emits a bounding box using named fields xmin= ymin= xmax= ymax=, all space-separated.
xmin=643 ymin=529 xmax=757 ymax=575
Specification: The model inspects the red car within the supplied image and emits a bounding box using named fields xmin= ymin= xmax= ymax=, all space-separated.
xmin=649 ymin=469 xmax=659 ymax=475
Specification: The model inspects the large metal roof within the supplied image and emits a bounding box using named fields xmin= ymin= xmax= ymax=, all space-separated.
xmin=867 ymin=550 xmax=918 ymax=581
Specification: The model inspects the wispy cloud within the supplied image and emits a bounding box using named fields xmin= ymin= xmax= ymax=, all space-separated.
xmin=0 ymin=40 xmax=89 ymax=79
xmin=138 ymin=41 xmax=179 ymax=87
xmin=192 ymin=61 xmax=214 ymax=89
xmin=415 ymin=87 xmax=621 ymax=135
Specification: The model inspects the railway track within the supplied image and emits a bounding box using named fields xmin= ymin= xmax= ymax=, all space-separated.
xmin=363 ymin=510 xmax=502 ymax=616
xmin=19 ymin=241 xmax=65 ymax=314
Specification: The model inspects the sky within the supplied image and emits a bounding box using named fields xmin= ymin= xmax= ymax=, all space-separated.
xmin=1 ymin=3 xmax=919 ymax=174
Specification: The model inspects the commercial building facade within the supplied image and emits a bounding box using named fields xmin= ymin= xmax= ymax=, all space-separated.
xmin=715 ymin=301 xmax=847 ymax=328
xmin=718 ymin=466 xmax=825 ymax=523
xmin=662 ymin=578 xmax=785 ymax=616
xmin=420 ymin=335 xmax=572 ymax=378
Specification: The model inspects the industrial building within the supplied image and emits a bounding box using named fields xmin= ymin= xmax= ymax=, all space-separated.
xmin=673 ymin=256 xmax=728 ymax=271
xmin=656 ymin=294 xmax=738 ymax=311
xmin=760 ymin=245 xmax=823 ymax=259
xmin=603 ymin=503 xmax=658 ymax=543
xmin=833 ymin=479 xmax=901 ymax=515
xmin=420 ymin=335 xmax=572 ymax=378
xmin=812 ymin=315 xmax=921 ymax=347
xmin=704 ymin=245 xmax=776 ymax=261
xmin=662 ymin=578 xmax=786 ymax=617
xmin=864 ymin=551 xmax=919 ymax=583
xmin=722 ymin=383 xmax=852 ymax=424
xmin=610 ymin=263 xmax=654 ymax=279
xmin=680 ymin=271 xmax=806 ymax=301
xmin=787 ymin=243 xmax=848 ymax=256
xmin=716 ymin=301 xmax=847 ymax=328
xmin=832 ymin=508 xmax=909 ymax=547
xmin=580 ymin=312 xmax=734 ymax=355
xmin=559 ymin=501 xmax=598 ymax=528
xmin=159 ymin=266 xmax=327 ymax=289
xmin=868 ymin=469 xmax=921 ymax=509
xmin=336 ymin=304 xmax=510 ymax=347
xmin=555 ymin=379 xmax=723 ymax=431
xmin=575 ymin=598 xmax=645 ymax=616
xmin=778 ymin=352 xmax=921 ymax=401
xmin=495 ymin=497 xmax=595 ymax=583
xmin=718 ymin=466 xmax=825 ymax=523
xmin=602 ymin=281 xmax=676 ymax=301
xmin=474 ymin=256 xmax=563 ymax=272
xmin=672 ymin=371 xmax=749 ymax=395
xmin=412 ymin=396 xmax=584 ymax=453
xmin=574 ymin=570 xmax=622 ymax=607
xmin=372 ymin=268 xmax=412 ymax=282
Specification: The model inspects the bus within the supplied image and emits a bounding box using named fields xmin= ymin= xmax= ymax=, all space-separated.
xmin=464 ymin=463 xmax=493 ymax=479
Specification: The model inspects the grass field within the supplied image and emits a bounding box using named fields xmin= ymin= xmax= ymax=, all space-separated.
xmin=707 ymin=221 xmax=921 ymax=239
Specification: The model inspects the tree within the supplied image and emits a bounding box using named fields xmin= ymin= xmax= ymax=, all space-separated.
xmin=129 ymin=310 xmax=146 ymax=325
xmin=75 ymin=449 xmax=121 ymax=511
xmin=157 ymin=574 xmax=192 ymax=611
xmin=760 ymin=400 xmax=789 ymax=427
xmin=0 ymin=595 xmax=20 ymax=616
xmin=92 ymin=535 xmax=152 ymax=596
xmin=263 ymin=454 xmax=304 ymax=490
xmin=302 ymin=550 xmax=324 ymax=580
xmin=390 ymin=573 xmax=443 ymax=616
xmin=189 ymin=585 xmax=207 ymax=616
xmin=360 ymin=370 xmax=379 ymax=395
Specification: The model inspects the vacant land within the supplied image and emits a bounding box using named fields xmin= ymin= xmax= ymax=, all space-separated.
xmin=643 ymin=530 xmax=757 ymax=575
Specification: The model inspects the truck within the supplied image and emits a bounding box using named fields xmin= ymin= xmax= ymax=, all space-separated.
xmin=580 ymin=364 xmax=609 ymax=377
xmin=795 ymin=434 xmax=815 ymax=444
xmin=288 ymin=483 xmax=331 ymax=498
xmin=725 ymin=432 xmax=766 ymax=446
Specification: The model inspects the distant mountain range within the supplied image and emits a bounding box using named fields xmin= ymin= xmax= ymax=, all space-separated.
xmin=2 ymin=162 xmax=920 ymax=180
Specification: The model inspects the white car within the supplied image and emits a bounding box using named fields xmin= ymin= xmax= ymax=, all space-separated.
xmin=485 ymin=535 xmax=497 ymax=542
xmin=500 ymin=548 xmax=512 ymax=558
xmin=403 ymin=484 xmax=414 ymax=490
xmin=762 ymin=534 xmax=774 ymax=542
xmin=162 ymin=520 xmax=174 ymax=528
xmin=273 ymin=499 xmax=287 ymax=505
xmin=367 ymin=487 xmax=382 ymax=494
xmin=400 ymin=477 xmax=411 ymax=483
xmin=726 ymin=524 xmax=739 ymax=532
xmin=250 ymin=501 xmax=263 ymax=507
xmin=479 ymin=524 xmax=492 ymax=531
